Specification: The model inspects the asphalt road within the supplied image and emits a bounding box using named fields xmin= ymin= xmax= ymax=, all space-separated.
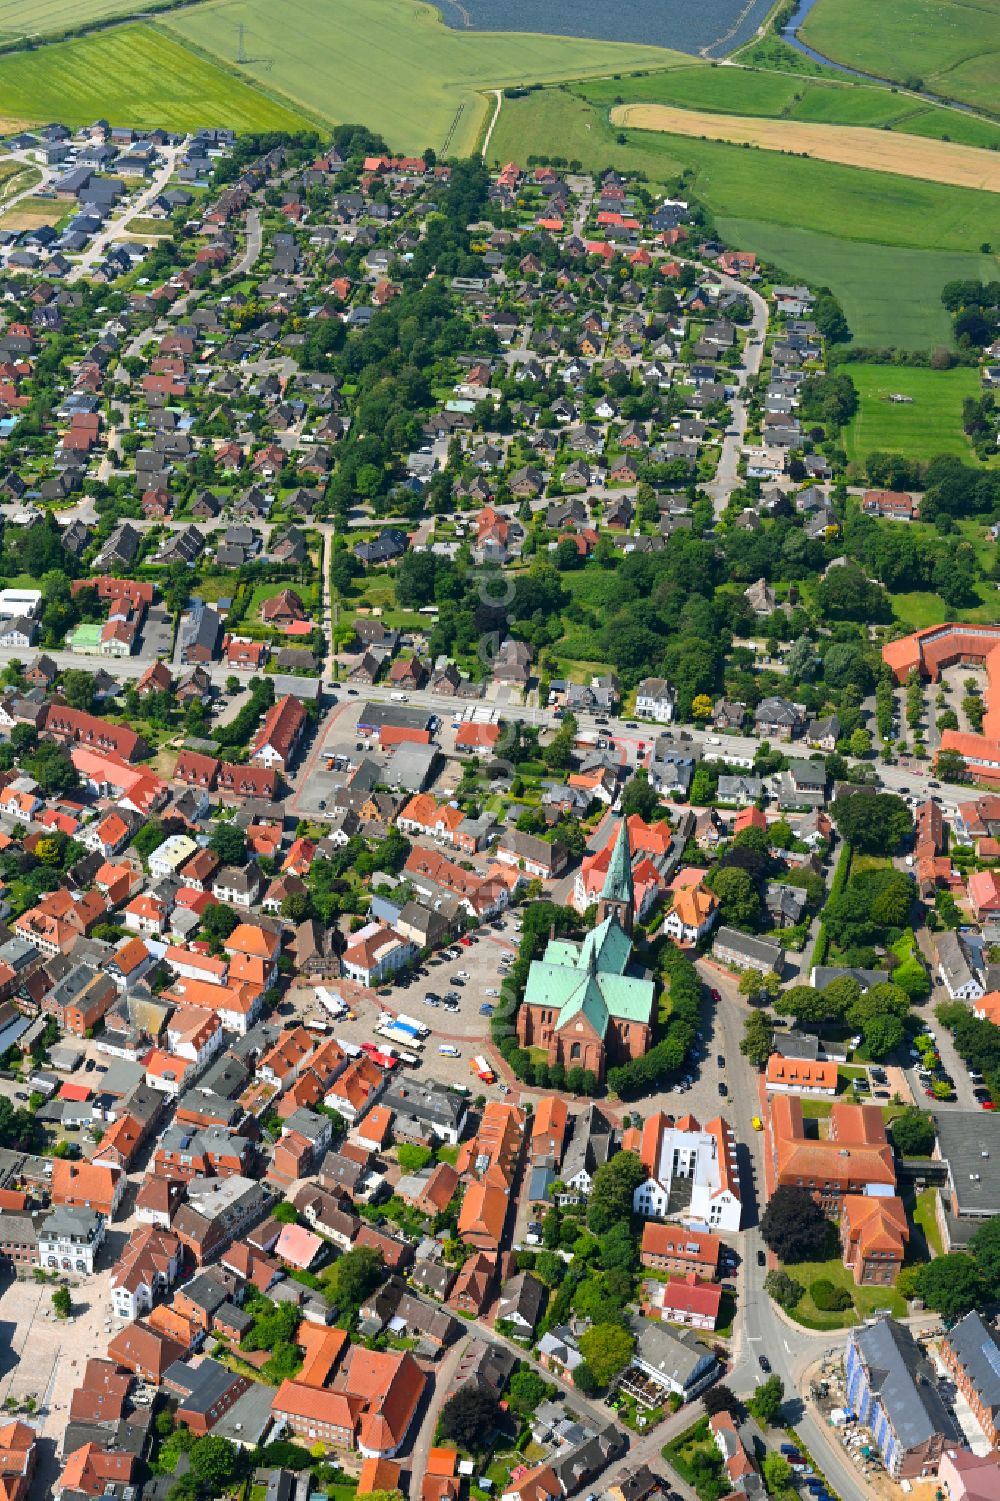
xmin=67 ymin=139 xmax=189 ymax=284
xmin=232 ymin=207 xmax=262 ymax=277
xmin=706 ymin=274 xmax=770 ymax=518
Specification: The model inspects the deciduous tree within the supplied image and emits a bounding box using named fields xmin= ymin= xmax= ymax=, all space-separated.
xmin=760 ymin=1186 xmax=830 ymax=1263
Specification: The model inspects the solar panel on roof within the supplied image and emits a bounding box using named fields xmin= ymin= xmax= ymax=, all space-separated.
xmin=981 ymin=1339 xmax=1000 ymax=1382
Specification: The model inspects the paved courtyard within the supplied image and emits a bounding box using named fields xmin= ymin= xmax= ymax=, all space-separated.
xmin=0 ymin=1262 xmax=116 ymax=1439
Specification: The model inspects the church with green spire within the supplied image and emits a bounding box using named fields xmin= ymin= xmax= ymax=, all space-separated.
xmin=515 ymin=821 xmax=655 ymax=1082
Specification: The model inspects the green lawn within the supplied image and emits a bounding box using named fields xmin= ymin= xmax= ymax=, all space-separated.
xmin=580 ymin=63 xmax=1000 ymax=147
xmin=0 ymin=23 xmax=311 ymax=131
xmin=169 ymin=0 xmax=685 ymax=155
xmin=800 ymin=0 xmax=1000 ymax=113
xmin=784 ymin=1254 xmax=907 ymax=1328
xmin=799 ymin=1099 xmax=835 ymax=1119
xmin=717 ymin=219 xmax=996 ymax=349
xmin=844 ymin=364 xmax=982 ymax=463
xmin=246 ymin=580 xmax=318 ymax=621
xmin=913 ymin=1187 xmax=944 ymax=1258
xmin=189 ymin=572 xmax=238 ymax=606
xmin=890 ymin=586 xmax=1000 ymax=629
xmin=664 ymin=1417 xmax=727 ymax=1501
xmin=716 ymin=1288 xmax=736 ymax=1338
xmin=889 ymin=591 xmax=952 ymax=629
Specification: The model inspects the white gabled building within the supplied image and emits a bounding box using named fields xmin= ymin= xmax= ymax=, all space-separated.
xmin=38 ymin=1204 xmax=105 ymax=1276
xmin=635 ymin=677 xmax=676 ymax=724
xmin=633 ymin=1111 xmax=742 ymax=1233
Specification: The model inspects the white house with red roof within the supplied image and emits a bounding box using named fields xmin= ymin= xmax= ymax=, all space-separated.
xmin=251 ymin=693 xmax=306 ymax=772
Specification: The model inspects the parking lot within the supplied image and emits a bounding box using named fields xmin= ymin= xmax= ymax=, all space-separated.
xmin=286 ymin=910 xmax=522 ymax=1094
xmin=291 ymin=696 xmax=503 ymax=820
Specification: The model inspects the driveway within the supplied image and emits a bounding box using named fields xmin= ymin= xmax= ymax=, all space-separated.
xmin=406 ymin=1335 xmax=468 ymax=1494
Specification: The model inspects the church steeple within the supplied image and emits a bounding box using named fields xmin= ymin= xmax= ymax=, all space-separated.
xmin=598 ymin=818 xmax=634 ymax=937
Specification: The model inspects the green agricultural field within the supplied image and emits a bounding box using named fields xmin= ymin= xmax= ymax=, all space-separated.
xmin=0 ymin=0 xmax=148 ymax=42
xmin=800 ymin=0 xmax=1000 ymax=113
xmin=580 ymin=64 xmax=1000 ymax=147
xmin=0 ymin=24 xmax=311 ymax=131
xmin=844 ymin=364 xmax=981 ymax=463
xmin=717 ymin=218 xmax=996 ymax=349
xmin=167 ymin=0 xmax=684 ymax=157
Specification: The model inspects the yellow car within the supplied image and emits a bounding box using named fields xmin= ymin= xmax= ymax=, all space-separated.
xmin=751 ymin=1115 xmax=763 ymax=1132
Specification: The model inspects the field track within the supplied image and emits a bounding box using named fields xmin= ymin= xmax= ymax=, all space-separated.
xmin=610 ymin=103 xmax=1000 ymax=192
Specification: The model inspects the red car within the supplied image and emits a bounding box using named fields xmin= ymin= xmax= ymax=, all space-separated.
xmin=710 ymin=989 xmax=721 ymax=1003
xmin=983 ymin=1100 xmax=996 ymax=1111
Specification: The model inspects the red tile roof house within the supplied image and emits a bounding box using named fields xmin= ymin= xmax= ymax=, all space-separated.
xmin=251 ymin=693 xmax=306 ymax=772
xmin=261 ymin=589 xmax=308 ymax=627
xmin=640 ymin=1223 xmax=722 ymax=1279
xmin=273 ymin=1346 xmax=426 ymax=1456
xmin=968 ymin=869 xmax=1000 ymax=921
xmin=42 ymin=704 xmax=148 ymax=761
xmin=643 ymin=1271 xmax=722 ymax=1331
xmin=274 ymin=1221 xmax=326 ymax=1272
xmin=174 ymin=750 xmax=220 ymax=790
xmin=341 ymin=923 xmax=417 ymax=988
xmin=107 ymin=1320 xmax=187 ymax=1383
xmin=862 ymin=489 xmax=920 ymax=522
xmin=259 ymin=1026 xmax=316 ymax=1092
xmin=51 ymin=1158 xmax=125 ymax=1217
xmin=58 ymin=1444 xmax=136 ymax=1498
xmin=217 ymin=763 xmax=281 ymax=800
xmin=448 ymin=1250 xmax=501 ymax=1316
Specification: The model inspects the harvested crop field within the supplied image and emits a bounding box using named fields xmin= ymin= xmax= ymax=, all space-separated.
xmin=609 ymin=103 xmax=1000 ymax=192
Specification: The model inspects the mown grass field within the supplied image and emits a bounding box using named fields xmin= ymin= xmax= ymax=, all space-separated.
xmin=843 ymin=364 xmax=981 ymax=462
xmin=717 ymin=217 xmax=996 ymax=349
xmin=581 ymin=64 xmax=1000 ymax=147
xmin=168 ymin=0 xmax=685 ymax=155
xmin=800 ymin=0 xmax=1000 ymax=113
xmin=0 ymin=23 xmax=311 ymax=131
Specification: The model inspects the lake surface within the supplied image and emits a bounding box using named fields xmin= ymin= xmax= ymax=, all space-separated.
xmin=429 ymin=0 xmax=777 ymax=58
